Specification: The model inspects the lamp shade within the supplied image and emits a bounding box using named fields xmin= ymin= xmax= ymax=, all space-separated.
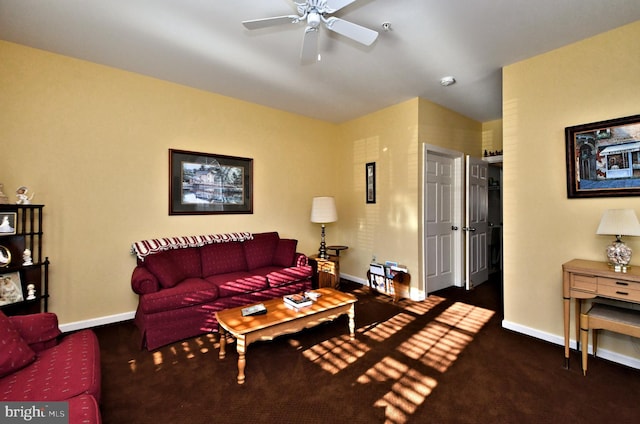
xmin=310 ymin=197 xmax=337 ymax=224
xmin=596 ymin=209 xmax=640 ymax=236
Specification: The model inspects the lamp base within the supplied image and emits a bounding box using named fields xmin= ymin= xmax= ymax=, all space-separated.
xmin=318 ymin=224 xmax=329 ymax=259
xmin=606 ymin=239 xmax=632 ymax=272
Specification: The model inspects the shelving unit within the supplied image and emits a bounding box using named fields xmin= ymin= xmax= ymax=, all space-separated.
xmin=0 ymin=204 xmax=49 ymax=315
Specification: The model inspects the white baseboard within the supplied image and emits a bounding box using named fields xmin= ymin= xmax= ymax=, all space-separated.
xmin=502 ymin=319 xmax=640 ymax=370
xmin=59 ymin=275 xmax=366 ymax=333
xmin=59 ymin=311 xmax=135 ymax=333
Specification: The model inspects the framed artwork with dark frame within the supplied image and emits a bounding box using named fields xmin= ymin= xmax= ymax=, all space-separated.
xmin=565 ymin=114 xmax=640 ymax=198
xmin=169 ymin=149 xmax=253 ymax=215
xmin=366 ymin=162 xmax=376 ymax=204
xmin=0 ymin=212 xmax=16 ymax=236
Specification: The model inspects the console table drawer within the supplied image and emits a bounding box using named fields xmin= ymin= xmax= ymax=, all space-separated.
xmin=570 ymin=274 xmax=597 ymax=293
xmin=598 ymin=278 xmax=640 ymax=302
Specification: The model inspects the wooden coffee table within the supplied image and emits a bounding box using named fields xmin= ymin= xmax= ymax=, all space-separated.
xmin=215 ymin=287 xmax=357 ymax=384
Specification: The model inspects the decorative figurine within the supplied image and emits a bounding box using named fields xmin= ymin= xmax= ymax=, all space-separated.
xmin=0 ymin=184 xmax=9 ymax=204
xmin=16 ymin=186 xmax=34 ymax=204
xmin=23 ymin=248 xmax=33 ymax=266
xmin=26 ymin=284 xmax=36 ymax=300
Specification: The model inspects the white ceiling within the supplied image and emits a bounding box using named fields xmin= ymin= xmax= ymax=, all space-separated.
xmin=2 ymin=0 xmax=640 ymax=123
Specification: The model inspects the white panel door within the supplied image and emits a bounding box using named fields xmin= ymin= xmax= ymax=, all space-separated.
xmin=465 ymin=156 xmax=489 ymax=289
xmin=426 ymin=153 xmax=458 ymax=292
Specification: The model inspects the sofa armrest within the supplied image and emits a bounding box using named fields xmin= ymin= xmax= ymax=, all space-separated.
xmin=8 ymin=313 xmax=62 ymax=353
xmin=131 ymin=265 xmax=160 ymax=294
xmin=294 ymin=253 xmax=308 ymax=267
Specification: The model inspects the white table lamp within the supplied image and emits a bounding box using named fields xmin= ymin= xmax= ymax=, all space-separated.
xmin=596 ymin=208 xmax=640 ymax=271
xmin=311 ymin=196 xmax=337 ymax=259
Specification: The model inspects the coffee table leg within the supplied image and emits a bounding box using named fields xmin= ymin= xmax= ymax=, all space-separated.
xmin=218 ymin=327 xmax=226 ymax=359
xmin=237 ymin=337 xmax=246 ymax=384
xmin=348 ymin=304 xmax=355 ymax=340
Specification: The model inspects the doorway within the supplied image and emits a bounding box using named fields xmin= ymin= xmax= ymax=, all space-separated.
xmin=423 ymin=144 xmax=494 ymax=294
xmin=423 ymin=145 xmax=464 ymax=293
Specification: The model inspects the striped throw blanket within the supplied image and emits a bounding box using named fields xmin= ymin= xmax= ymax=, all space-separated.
xmin=131 ymin=232 xmax=253 ymax=260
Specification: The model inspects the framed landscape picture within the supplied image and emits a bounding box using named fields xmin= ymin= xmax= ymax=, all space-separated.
xmin=565 ymin=114 xmax=640 ymax=198
xmin=169 ymin=149 xmax=253 ymax=215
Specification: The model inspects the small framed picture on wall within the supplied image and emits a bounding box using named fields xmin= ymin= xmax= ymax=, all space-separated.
xmin=366 ymin=162 xmax=376 ymax=204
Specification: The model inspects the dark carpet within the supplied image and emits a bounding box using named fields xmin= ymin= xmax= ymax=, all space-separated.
xmin=95 ymin=277 xmax=640 ymax=423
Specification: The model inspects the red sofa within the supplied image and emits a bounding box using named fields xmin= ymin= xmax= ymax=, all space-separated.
xmin=0 ymin=311 xmax=101 ymax=424
xmin=131 ymin=231 xmax=312 ymax=350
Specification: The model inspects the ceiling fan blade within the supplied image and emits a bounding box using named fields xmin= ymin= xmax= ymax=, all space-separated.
xmin=242 ymin=15 xmax=301 ymax=30
xmin=325 ymin=0 xmax=357 ymax=13
xmin=324 ymin=17 xmax=378 ymax=46
xmin=300 ymin=27 xmax=319 ymax=63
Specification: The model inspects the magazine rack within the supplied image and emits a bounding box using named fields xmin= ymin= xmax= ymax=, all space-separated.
xmin=367 ymin=263 xmax=410 ymax=302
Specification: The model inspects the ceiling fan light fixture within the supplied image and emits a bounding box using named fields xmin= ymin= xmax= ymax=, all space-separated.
xmin=440 ymin=76 xmax=456 ymax=87
xmin=308 ymin=11 xmax=321 ymax=28
xmin=242 ymin=0 xmax=378 ymax=63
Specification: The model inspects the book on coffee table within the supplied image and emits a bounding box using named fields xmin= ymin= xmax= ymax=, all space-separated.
xmin=283 ymin=293 xmax=313 ymax=308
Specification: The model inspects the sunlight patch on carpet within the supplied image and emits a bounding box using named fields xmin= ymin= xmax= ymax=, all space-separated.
xmin=402 ymin=295 xmax=446 ymax=315
xmin=397 ymin=302 xmax=494 ymax=373
xmin=359 ymin=312 xmax=416 ymax=342
xmin=436 ymin=302 xmax=495 ymax=333
xmin=140 ymin=333 xmax=220 ymax=371
xmin=357 ymin=356 xmax=437 ymax=424
xmin=302 ymin=334 xmax=370 ymax=375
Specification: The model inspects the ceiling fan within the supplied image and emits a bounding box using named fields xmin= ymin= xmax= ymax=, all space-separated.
xmin=242 ymin=0 xmax=379 ymax=63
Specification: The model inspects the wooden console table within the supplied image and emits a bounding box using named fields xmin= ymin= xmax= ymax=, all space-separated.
xmin=562 ymin=259 xmax=640 ymax=368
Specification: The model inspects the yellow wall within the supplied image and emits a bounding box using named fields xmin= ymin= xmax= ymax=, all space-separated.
xmin=0 ymin=41 xmax=339 ymax=324
xmin=336 ymin=98 xmax=482 ymax=296
xmin=335 ymin=98 xmax=420 ymax=287
xmin=482 ymin=119 xmax=503 ymax=153
xmin=418 ymin=98 xmax=483 ymax=158
xmin=1 ymin=41 xmax=480 ymax=325
xmin=503 ymin=20 xmax=640 ymax=358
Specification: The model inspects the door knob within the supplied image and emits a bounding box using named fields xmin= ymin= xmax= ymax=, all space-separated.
xmin=451 ymin=226 xmax=459 ymax=231
xmin=462 ymin=227 xmax=477 ymax=232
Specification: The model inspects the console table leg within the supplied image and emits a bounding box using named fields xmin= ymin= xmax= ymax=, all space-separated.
xmin=563 ymin=297 xmax=570 ymax=369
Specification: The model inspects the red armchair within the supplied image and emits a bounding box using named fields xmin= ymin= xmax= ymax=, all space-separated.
xmin=0 ymin=311 xmax=101 ymax=424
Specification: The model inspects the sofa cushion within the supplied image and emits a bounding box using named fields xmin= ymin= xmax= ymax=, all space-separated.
xmin=0 ymin=329 xmax=101 ymax=401
xmin=243 ymin=232 xmax=279 ymax=270
xmin=201 ymin=241 xmax=248 ymax=276
xmin=8 ymin=312 xmax=61 ymax=353
xmin=0 ymin=311 xmax=36 ymax=378
xmin=67 ymin=395 xmax=101 ymax=424
xmin=139 ymin=278 xmax=220 ymax=314
xmin=273 ymin=238 xmax=298 ymax=267
xmin=145 ymin=247 xmax=202 ymax=289
xmin=205 ymin=272 xmax=269 ymax=298
xmin=267 ymin=266 xmax=314 ymax=287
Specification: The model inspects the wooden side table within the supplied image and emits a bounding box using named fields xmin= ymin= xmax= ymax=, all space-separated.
xmin=327 ymin=245 xmax=348 ymax=257
xmin=309 ymin=255 xmax=340 ymax=290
